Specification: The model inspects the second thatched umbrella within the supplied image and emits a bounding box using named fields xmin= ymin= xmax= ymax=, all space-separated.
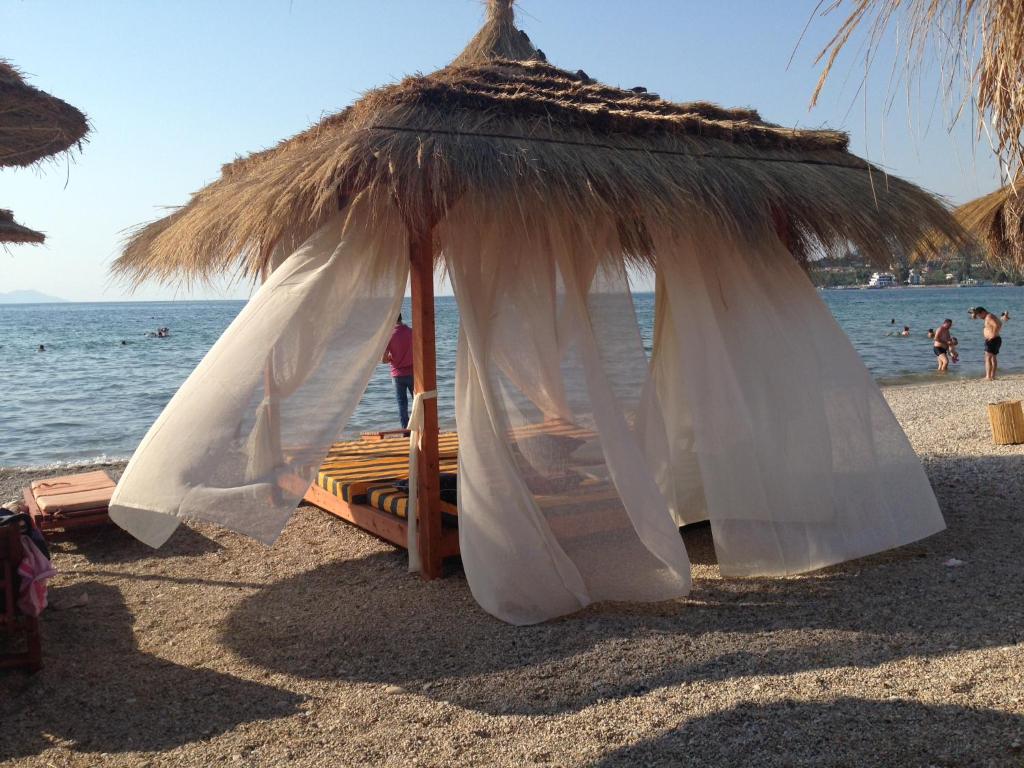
xmin=0 ymin=59 xmax=89 ymax=168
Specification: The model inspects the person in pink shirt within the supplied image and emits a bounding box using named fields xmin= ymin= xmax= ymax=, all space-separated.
xmin=382 ymin=314 xmax=415 ymax=427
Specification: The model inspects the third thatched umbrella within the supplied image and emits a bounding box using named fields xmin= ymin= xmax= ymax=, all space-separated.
xmin=0 ymin=208 xmax=44 ymax=245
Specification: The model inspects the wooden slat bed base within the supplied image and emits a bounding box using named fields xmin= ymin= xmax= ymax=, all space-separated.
xmin=303 ymin=481 xmax=460 ymax=558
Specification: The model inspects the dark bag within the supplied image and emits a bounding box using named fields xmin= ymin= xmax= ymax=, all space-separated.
xmin=0 ymin=508 xmax=51 ymax=560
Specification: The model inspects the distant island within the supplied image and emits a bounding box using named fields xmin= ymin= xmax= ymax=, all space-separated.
xmin=0 ymin=289 xmax=68 ymax=304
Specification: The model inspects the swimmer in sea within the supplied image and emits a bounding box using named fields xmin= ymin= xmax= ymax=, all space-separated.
xmin=38 ymin=344 xmax=45 ymax=352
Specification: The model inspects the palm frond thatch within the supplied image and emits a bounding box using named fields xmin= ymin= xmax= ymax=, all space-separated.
xmin=812 ymin=0 xmax=1024 ymax=174
xmin=114 ymin=0 xmax=966 ymax=288
xmin=0 ymin=59 xmax=90 ymax=168
xmin=0 ymin=209 xmax=45 ymax=244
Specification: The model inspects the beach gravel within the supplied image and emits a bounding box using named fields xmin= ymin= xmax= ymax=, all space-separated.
xmin=2 ymin=375 xmax=1024 ymax=766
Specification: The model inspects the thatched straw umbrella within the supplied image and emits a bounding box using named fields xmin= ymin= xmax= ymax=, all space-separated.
xmin=115 ymin=2 xmax=964 ymax=288
xmin=948 ymin=179 xmax=1024 ymax=270
xmin=112 ymin=0 xmax=961 ymax=595
xmin=0 ymin=59 xmax=89 ymax=168
xmin=0 ymin=208 xmax=44 ymax=244
xmin=812 ymin=0 xmax=1024 ymax=174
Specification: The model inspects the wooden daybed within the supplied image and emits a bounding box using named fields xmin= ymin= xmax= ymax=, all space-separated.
xmin=302 ymin=431 xmax=461 ymax=558
xmin=302 ymin=421 xmax=628 ymax=563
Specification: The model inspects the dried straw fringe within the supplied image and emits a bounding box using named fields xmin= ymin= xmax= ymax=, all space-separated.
xmin=813 ymin=0 xmax=1024 ymax=176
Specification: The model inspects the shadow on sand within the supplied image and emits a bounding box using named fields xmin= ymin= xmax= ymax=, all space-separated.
xmin=0 ymin=580 xmax=301 ymax=760
xmin=589 ymin=697 xmax=1024 ymax=767
xmin=0 ymin=580 xmax=302 ymax=760
xmin=219 ymin=454 xmax=1024 ymax=718
xmin=48 ymin=523 xmax=222 ymax=564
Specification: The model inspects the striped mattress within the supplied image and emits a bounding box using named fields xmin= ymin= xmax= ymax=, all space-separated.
xmin=314 ymin=420 xmax=608 ymax=525
xmin=316 ymin=432 xmax=459 ymax=507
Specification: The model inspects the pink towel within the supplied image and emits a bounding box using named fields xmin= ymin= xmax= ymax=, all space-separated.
xmin=17 ymin=536 xmax=56 ymax=617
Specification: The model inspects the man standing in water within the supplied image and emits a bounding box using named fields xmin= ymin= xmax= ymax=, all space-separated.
xmin=970 ymin=307 xmax=1003 ymax=380
xmin=382 ymin=314 xmax=415 ymax=428
xmin=933 ymin=318 xmax=953 ymax=372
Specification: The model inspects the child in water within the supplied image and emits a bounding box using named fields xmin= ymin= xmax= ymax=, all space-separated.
xmin=948 ymin=336 xmax=959 ymax=364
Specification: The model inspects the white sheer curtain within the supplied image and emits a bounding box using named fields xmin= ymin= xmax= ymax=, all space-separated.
xmin=110 ymin=205 xmax=408 ymax=547
xmin=648 ymin=222 xmax=945 ymax=576
xmin=444 ymin=204 xmax=692 ymax=625
xmin=638 ymin=273 xmax=708 ymax=527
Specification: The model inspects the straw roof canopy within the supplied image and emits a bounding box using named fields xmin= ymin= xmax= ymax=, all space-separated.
xmin=0 ymin=59 xmax=89 ymax=168
xmin=0 ymin=209 xmax=44 ymax=245
xmin=115 ymin=0 xmax=964 ymax=287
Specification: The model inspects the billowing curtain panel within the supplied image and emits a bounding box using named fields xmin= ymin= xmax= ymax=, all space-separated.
xmin=638 ymin=273 xmax=708 ymax=527
xmin=649 ymin=223 xmax=945 ymax=576
xmin=110 ymin=205 xmax=408 ymax=547
xmin=444 ymin=205 xmax=691 ymax=625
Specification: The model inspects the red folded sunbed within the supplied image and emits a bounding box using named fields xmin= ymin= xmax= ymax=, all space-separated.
xmin=23 ymin=470 xmax=116 ymax=533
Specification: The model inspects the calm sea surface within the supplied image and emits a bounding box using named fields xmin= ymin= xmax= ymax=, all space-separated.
xmin=1 ymin=287 xmax=1021 ymax=468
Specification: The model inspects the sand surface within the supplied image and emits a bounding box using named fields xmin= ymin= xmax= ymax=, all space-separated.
xmin=2 ymin=375 xmax=1024 ymax=767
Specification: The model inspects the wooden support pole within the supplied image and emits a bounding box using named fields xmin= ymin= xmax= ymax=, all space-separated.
xmin=409 ymin=226 xmax=443 ymax=580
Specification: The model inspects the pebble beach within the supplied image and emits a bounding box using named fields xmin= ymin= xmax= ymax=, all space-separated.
xmin=1 ymin=374 xmax=1023 ymax=767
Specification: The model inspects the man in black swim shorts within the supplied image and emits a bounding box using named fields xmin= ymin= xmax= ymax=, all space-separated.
xmin=933 ymin=318 xmax=952 ymax=372
xmin=970 ymin=306 xmax=1003 ymax=380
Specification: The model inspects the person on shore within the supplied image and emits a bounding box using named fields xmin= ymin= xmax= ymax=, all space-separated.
xmin=382 ymin=314 xmax=414 ymax=428
xmin=933 ymin=319 xmax=952 ymax=372
xmin=970 ymin=306 xmax=1003 ymax=380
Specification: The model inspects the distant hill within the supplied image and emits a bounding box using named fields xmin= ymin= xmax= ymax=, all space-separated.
xmin=0 ymin=289 xmax=68 ymax=304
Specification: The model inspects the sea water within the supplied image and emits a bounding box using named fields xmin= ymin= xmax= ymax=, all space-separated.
xmin=1 ymin=287 xmax=1021 ymax=468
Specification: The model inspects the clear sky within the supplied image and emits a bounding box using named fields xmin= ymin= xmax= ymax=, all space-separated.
xmin=1 ymin=0 xmax=1003 ymax=301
